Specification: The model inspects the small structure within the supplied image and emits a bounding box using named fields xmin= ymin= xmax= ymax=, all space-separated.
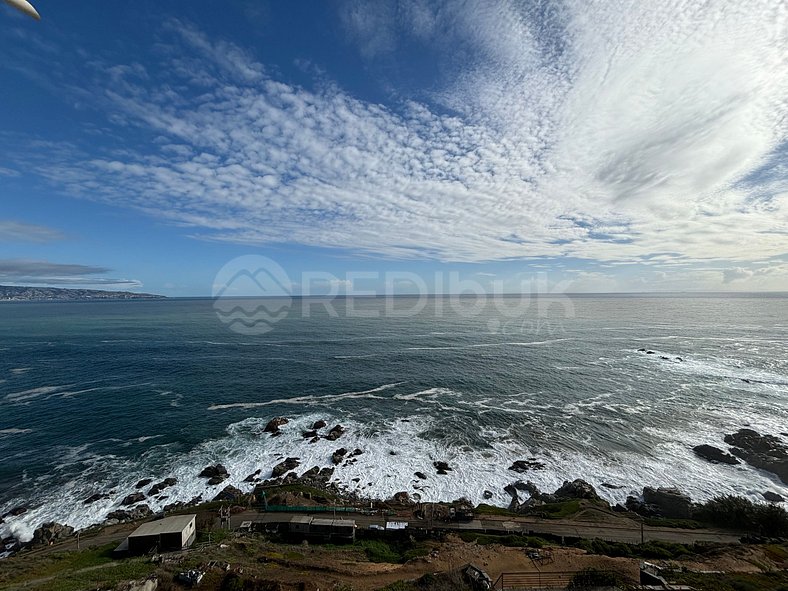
xmin=287 ymin=516 xmax=356 ymax=542
xmin=125 ymin=514 xmax=197 ymax=555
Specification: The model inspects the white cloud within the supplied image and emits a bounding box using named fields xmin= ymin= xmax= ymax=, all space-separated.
xmin=8 ymin=3 xmax=788 ymax=288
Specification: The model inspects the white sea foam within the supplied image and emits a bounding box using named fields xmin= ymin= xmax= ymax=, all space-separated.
xmin=3 ymin=409 xmax=787 ymax=543
xmin=208 ymin=382 xmax=405 ymax=410
xmin=0 ymin=428 xmax=32 ymax=436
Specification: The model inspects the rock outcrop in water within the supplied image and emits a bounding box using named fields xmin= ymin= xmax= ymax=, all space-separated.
xmin=148 ymin=478 xmax=177 ymax=496
xmin=325 ymin=424 xmax=346 ymax=441
xmin=198 ymin=464 xmax=229 ymax=485
xmin=763 ymin=491 xmax=785 ymax=503
xmin=724 ymin=429 xmax=788 ymax=485
xmin=121 ymin=492 xmax=146 ymax=506
xmin=693 ymin=444 xmax=740 ymax=465
xmin=508 ymin=459 xmax=546 ymax=473
xmin=264 ymin=417 xmax=289 ymax=436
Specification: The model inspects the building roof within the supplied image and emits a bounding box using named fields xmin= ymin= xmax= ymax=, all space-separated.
xmin=129 ymin=514 xmax=196 ymax=538
xmin=289 ymin=515 xmax=312 ymax=524
xmin=311 ymin=518 xmax=355 ymax=528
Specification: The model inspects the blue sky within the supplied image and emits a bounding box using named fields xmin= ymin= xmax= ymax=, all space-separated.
xmin=1 ymin=0 xmax=786 ymax=295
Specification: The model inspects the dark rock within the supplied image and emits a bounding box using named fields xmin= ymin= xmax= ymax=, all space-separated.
xmin=32 ymin=522 xmax=74 ymax=546
xmin=693 ymin=444 xmax=740 ymax=465
xmin=414 ymin=471 xmax=427 ymax=480
xmin=134 ymin=478 xmax=153 ymax=489
xmin=613 ymin=504 xmax=628 ymax=513
xmin=392 ymin=491 xmax=411 ymax=504
xmin=514 ymin=481 xmax=538 ymax=495
xmin=2 ymin=506 xmax=27 ymax=518
xmin=389 ymin=451 xmax=397 ymax=455
xmin=271 ymin=457 xmax=300 ymax=478
xmin=676 ymin=357 xmax=683 ymax=361
xmin=660 ymin=356 xmax=670 ymax=360
xmin=311 ymin=420 xmax=327 ymax=430
xmin=83 ymin=493 xmax=109 ymax=505
xmin=763 ymin=491 xmax=785 ymax=503
xmin=264 ymin=417 xmax=289 ymax=435
xmin=601 ymin=483 xmax=625 ymax=489
xmin=325 ymin=424 xmax=346 ymax=441
xmin=625 ymin=496 xmax=659 ymax=517
xmin=724 ymin=429 xmax=788 ymax=485
xmin=198 ymin=464 xmax=229 ymax=479
xmin=483 ymin=490 xmax=493 ymax=500
xmin=243 ymin=469 xmax=261 ymax=482
xmin=646 ymin=350 xmax=655 ymax=354
xmin=349 ymin=448 xmax=363 ymax=457
xmin=433 ymin=461 xmax=452 ymax=474
xmin=553 ymin=479 xmax=600 ymax=501
xmin=508 ymin=459 xmax=546 ymax=473
xmin=331 ymin=448 xmax=348 ymax=465
xmin=643 ymin=486 xmax=692 ymax=519
xmin=106 ymin=504 xmax=151 ymax=522
xmin=301 ymin=466 xmax=320 ymax=480
xmin=212 ymin=485 xmax=245 ymax=503
xmin=302 ymin=430 xmax=318 ymax=439
xmin=207 ymin=475 xmax=227 ymax=486
xmin=504 ymin=484 xmax=519 ymax=500
xmin=317 ymin=467 xmax=334 ymax=482
xmin=309 ymin=437 xmax=320 ymax=444
xmin=121 ymin=492 xmax=146 ymax=506
xmin=148 ymin=478 xmax=177 ymax=495
xmin=637 ymin=348 xmax=647 ymax=352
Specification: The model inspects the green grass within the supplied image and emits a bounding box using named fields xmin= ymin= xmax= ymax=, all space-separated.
xmin=352 ymin=539 xmax=431 ymax=564
xmin=474 ymin=503 xmax=516 ymax=516
xmin=540 ymin=500 xmax=582 ymax=519
xmin=643 ymin=516 xmax=706 ymax=529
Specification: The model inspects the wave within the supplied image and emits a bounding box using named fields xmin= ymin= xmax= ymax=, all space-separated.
xmin=3 ymin=410 xmax=787 ymax=544
xmin=405 ymin=338 xmax=570 ymax=351
xmin=208 ymin=382 xmax=406 ymax=411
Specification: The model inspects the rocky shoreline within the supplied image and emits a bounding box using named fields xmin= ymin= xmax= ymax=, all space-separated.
xmin=2 ymin=417 xmax=787 ymax=559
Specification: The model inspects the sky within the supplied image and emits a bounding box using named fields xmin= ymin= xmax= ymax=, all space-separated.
xmin=0 ymin=0 xmax=786 ymax=296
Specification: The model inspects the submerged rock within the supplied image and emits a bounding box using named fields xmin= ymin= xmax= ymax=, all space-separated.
xmin=83 ymin=493 xmax=110 ymax=505
xmin=693 ymin=444 xmax=740 ymax=465
xmin=134 ymin=478 xmax=153 ymax=489
xmin=2 ymin=506 xmax=27 ymax=518
xmin=433 ymin=461 xmax=452 ymax=475
xmin=414 ymin=471 xmax=427 ymax=480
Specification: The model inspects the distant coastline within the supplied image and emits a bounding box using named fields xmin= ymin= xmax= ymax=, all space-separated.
xmin=0 ymin=285 xmax=166 ymax=302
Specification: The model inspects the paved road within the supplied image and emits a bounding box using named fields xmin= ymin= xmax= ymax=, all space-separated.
xmin=229 ymin=509 xmax=741 ymax=545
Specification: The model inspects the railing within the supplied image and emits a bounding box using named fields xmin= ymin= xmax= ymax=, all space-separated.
xmin=492 ymin=570 xmax=575 ymax=590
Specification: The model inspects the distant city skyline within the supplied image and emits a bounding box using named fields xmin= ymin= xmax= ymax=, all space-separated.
xmin=1 ymin=1 xmax=786 ymax=295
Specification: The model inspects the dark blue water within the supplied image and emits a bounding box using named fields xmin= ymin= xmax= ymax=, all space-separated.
xmin=1 ymin=295 xmax=786 ymax=541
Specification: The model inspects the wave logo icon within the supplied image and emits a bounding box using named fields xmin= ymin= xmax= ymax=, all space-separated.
xmin=212 ymin=255 xmax=292 ymax=335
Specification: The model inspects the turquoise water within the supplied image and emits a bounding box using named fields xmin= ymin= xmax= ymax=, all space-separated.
xmin=0 ymin=295 xmax=786 ymax=541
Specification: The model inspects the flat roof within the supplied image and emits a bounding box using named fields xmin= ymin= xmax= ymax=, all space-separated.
xmin=311 ymin=518 xmax=355 ymax=527
xmin=289 ymin=515 xmax=312 ymax=524
xmin=129 ymin=514 xmax=196 ymax=538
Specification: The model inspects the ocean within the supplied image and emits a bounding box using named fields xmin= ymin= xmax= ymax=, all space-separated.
xmin=1 ymin=294 xmax=786 ymax=542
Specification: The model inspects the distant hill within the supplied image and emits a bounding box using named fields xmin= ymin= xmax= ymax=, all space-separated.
xmin=0 ymin=285 xmax=166 ymax=302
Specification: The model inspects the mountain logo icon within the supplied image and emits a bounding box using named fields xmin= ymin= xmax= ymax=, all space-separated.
xmin=212 ymin=255 xmax=292 ymax=335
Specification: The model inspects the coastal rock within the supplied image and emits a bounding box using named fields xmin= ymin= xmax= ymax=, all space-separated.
xmin=508 ymin=459 xmax=546 ymax=473
xmin=504 ymin=484 xmax=519 ymax=500
xmin=646 ymin=350 xmax=655 ymax=354
xmin=32 ymin=522 xmax=74 ymax=546
xmin=601 ymin=483 xmax=625 ymax=490
xmin=693 ymin=444 xmax=740 ymax=465
xmin=243 ymin=469 xmax=261 ymax=482
xmin=625 ymin=496 xmax=659 ymax=517
xmin=514 ymin=481 xmax=538 ymax=495
xmin=198 ymin=464 xmax=229 ymax=480
xmin=553 ymin=479 xmax=600 ymax=501
xmin=83 ymin=493 xmax=110 ymax=505
xmin=325 ymin=424 xmax=346 ymax=441
xmin=724 ymin=429 xmax=788 ymax=485
xmin=642 ymin=486 xmax=692 ymax=519
xmin=2 ymin=506 xmax=27 ymax=518
xmin=302 ymin=430 xmax=318 ymax=439
xmin=433 ymin=461 xmax=452 ymax=475
xmin=350 ymin=448 xmax=363 ymax=457
xmin=107 ymin=504 xmax=152 ymax=522
xmin=121 ymin=492 xmax=146 ymax=506
xmin=414 ymin=471 xmax=427 ymax=480
xmin=312 ymin=419 xmax=327 ymax=430
xmin=264 ymin=417 xmax=289 ymax=436
xmin=763 ymin=491 xmax=785 ymax=503
xmin=331 ymin=448 xmax=348 ymax=465
xmin=301 ymin=466 xmax=320 ymax=480
xmin=148 ymin=478 xmax=177 ymax=496
xmin=271 ymin=457 xmax=300 ymax=478
xmin=392 ymin=491 xmax=412 ymax=505
xmin=212 ymin=485 xmax=245 ymax=503
xmin=135 ymin=478 xmax=153 ymax=489
xmin=483 ymin=490 xmax=493 ymax=500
